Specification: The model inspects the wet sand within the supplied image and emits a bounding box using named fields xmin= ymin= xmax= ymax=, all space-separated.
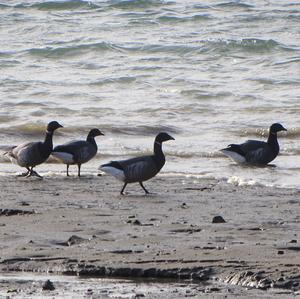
xmin=0 ymin=173 xmax=299 ymax=298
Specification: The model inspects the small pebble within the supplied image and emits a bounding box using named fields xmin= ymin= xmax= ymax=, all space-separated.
xmin=212 ymin=216 xmax=226 ymax=223
xmin=42 ymin=279 xmax=55 ymax=291
xmin=133 ymin=219 xmax=141 ymax=225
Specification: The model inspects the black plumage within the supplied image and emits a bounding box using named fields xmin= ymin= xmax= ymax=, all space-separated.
xmin=221 ymin=123 xmax=287 ymax=165
xmin=52 ymin=128 xmax=104 ymax=176
xmin=100 ymin=132 xmax=175 ymax=195
xmin=6 ymin=121 xmax=63 ymax=177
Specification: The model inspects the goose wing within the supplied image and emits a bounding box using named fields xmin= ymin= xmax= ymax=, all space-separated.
xmin=240 ymin=140 xmax=271 ymax=164
xmin=11 ymin=142 xmax=44 ymax=167
xmin=53 ymin=140 xmax=96 ymax=164
xmin=101 ymin=155 xmax=159 ymax=183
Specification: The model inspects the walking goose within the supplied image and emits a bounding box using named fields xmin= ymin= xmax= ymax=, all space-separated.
xmin=100 ymin=132 xmax=175 ymax=195
xmin=5 ymin=121 xmax=63 ymax=177
xmin=52 ymin=128 xmax=104 ymax=176
xmin=221 ymin=123 xmax=287 ymax=165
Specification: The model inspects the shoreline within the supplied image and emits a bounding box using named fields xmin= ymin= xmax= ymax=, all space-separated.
xmin=0 ymin=174 xmax=299 ymax=297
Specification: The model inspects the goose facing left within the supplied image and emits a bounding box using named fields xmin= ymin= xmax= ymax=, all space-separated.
xmin=100 ymin=132 xmax=175 ymax=195
xmin=52 ymin=128 xmax=104 ymax=177
xmin=5 ymin=121 xmax=63 ymax=178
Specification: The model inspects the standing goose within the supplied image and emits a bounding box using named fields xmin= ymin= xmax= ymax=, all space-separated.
xmin=5 ymin=121 xmax=63 ymax=177
xmin=221 ymin=123 xmax=287 ymax=165
xmin=100 ymin=132 xmax=175 ymax=195
xmin=52 ymin=128 xmax=104 ymax=177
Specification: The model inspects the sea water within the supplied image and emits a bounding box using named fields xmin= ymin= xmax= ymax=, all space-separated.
xmin=0 ymin=0 xmax=299 ymax=187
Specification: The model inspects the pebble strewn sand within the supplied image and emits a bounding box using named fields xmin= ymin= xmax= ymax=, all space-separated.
xmin=0 ymin=174 xmax=299 ymax=298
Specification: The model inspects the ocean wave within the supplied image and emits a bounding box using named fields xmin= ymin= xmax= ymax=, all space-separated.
xmin=214 ymin=2 xmax=254 ymax=9
xmin=205 ymin=38 xmax=284 ymax=54
xmin=14 ymin=0 xmax=99 ymax=11
xmin=180 ymin=89 xmax=232 ymax=100
xmin=235 ymin=127 xmax=299 ymax=139
xmin=156 ymin=13 xmax=211 ymax=23
xmin=107 ymin=124 xmax=180 ymax=136
xmin=25 ymin=38 xmax=288 ymax=59
xmin=27 ymin=42 xmax=118 ymax=58
xmin=108 ymin=0 xmax=171 ymax=9
xmin=248 ymin=77 xmax=300 ymax=86
xmin=273 ymin=57 xmax=300 ymax=66
xmin=118 ymin=38 xmax=288 ymax=55
xmin=89 ymin=76 xmax=136 ymax=86
xmin=1 ymin=123 xmax=63 ymax=138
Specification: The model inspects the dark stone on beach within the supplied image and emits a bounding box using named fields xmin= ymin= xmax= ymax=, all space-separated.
xmin=212 ymin=216 xmax=226 ymax=223
xmin=170 ymin=227 xmax=202 ymax=234
xmin=0 ymin=208 xmax=35 ymax=216
xmin=42 ymin=279 xmax=55 ymax=291
xmin=181 ymin=203 xmax=188 ymax=209
xmin=133 ymin=219 xmax=141 ymax=225
xmin=67 ymin=235 xmax=86 ymax=246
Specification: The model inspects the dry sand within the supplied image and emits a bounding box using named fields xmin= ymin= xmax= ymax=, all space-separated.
xmin=0 ymin=173 xmax=299 ymax=298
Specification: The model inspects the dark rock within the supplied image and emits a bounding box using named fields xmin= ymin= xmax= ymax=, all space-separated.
xmin=0 ymin=209 xmax=35 ymax=216
xmin=67 ymin=235 xmax=86 ymax=246
xmin=212 ymin=216 xmax=226 ymax=223
xmin=170 ymin=227 xmax=202 ymax=234
xmin=132 ymin=220 xmax=141 ymax=225
xmin=42 ymin=279 xmax=55 ymax=291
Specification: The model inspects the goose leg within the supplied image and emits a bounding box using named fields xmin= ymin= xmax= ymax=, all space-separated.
xmin=66 ymin=164 xmax=70 ymax=176
xmin=120 ymin=183 xmax=127 ymax=195
xmin=26 ymin=167 xmax=43 ymax=179
xmin=78 ymin=164 xmax=81 ymax=177
xmin=17 ymin=167 xmax=30 ymax=177
xmin=139 ymin=182 xmax=150 ymax=194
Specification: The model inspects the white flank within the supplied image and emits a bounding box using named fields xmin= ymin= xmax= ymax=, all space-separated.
xmin=100 ymin=166 xmax=125 ymax=182
xmin=51 ymin=152 xmax=74 ymax=164
xmin=221 ymin=149 xmax=246 ymax=164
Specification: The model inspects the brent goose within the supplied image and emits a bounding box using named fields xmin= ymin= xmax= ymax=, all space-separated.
xmin=221 ymin=123 xmax=287 ymax=165
xmin=5 ymin=121 xmax=63 ymax=177
xmin=52 ymin=128 xmax=104 ymax=177
xmin=100 ymin=132 xmax=174 ymax=195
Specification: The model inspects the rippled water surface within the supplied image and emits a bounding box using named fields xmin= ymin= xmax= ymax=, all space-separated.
xmin=0 ymin=0 xmax=300 ymax=187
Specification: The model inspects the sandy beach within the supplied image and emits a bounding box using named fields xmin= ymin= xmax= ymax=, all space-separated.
xmin=0 ymin=173 xmax=299 ymax=298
